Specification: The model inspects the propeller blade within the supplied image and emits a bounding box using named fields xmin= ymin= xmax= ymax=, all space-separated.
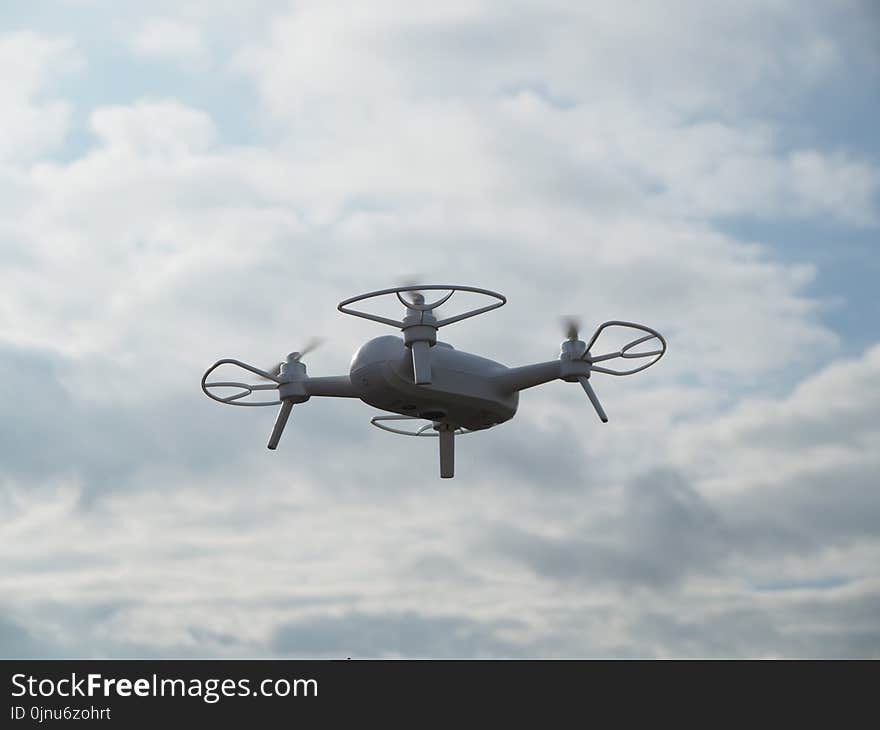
xmin=411 ymin=340 xmax=432 ymax=384
xmin=267 ymin=400 xmax=294 ymax=449
xmin=398 ymin=276 xmax=426 ymax=306
xmin=577 ymin=377 xmax=608 ymax=423
xmin=562 ymin=316 xmax=581 ymax=341
xmin=261 ymin=338 xmax=325 ymax=379
xmin=438 ymin=426 xmax=454 ymax=478
xmin=298 ymin=337 xmax=325 ymax=358
xmin=395 ymin=277 xmax=422 ymax=306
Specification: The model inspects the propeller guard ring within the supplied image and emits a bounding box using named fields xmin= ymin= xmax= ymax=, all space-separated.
xmin=370 ymin=415 xmax=486 ymax=437
xmin=201 ymin=358 xmax=282 ymax=406
xmin=585 ymin=321 xmax=667 ymax=376
xmin=338 ymin=285 xmax=506 ymax=328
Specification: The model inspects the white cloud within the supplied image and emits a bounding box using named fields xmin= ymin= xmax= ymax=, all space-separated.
xmin=0 ymin=32 xmax=81 ymax=162
xmin=232 ymin=1 xmax=878 ymax=226
xmin=89 ymin=99 xmax=218 ymax=155
xmin=235 ymin=1 xmax=847 ymax=116
xmin=670 ymin=343 xmax=880 ymax=497
xmin=0 ymin=0 xmax=878 ymax=658
xmin=130 ymin=18 xmax=206 ymax=66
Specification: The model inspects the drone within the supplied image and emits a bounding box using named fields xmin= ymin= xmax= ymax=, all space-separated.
xmin=201 ymin=285 xmax=666 ymax=478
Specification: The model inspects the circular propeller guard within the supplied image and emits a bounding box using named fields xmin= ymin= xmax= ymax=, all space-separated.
xmin=201 ymin=359 xmax=282 ymax=406
xmin=337 ymin=284 xmax=506 ymax=328
xmin=370 ymin=415 xmax=485 ymax=437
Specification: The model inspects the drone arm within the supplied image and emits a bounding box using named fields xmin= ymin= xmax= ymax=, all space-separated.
xmin=492 ymin=361 xmax=563 ymax=393
xmin=304 ymin=375 xmax=360 ymax=398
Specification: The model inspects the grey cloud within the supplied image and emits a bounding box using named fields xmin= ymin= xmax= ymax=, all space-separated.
xmin=401 ymin=553 xmax=484 ymax=586
xmin=0 ymin=343 xmax=257 ymax=498
xmin=0 ymin=600 xmax=261 ymax=659
xmin=270 ymin=611 xmax=527 ymax=658
xmin=484 ymin=469 xmax=731 ymax=589
xmin=0 ymin=615 xmax=53 ymax=658
xmin=485 ymin=381 xmax=880 ymax=590
xmin=0 ymin=602 xmax=136 ymax=658
xmin=627 ymin=587 xmax=880 ymax=658
xmin=722 ymin=460 xmax=880 ymax=553
xmin=464 ymin=416 xmax=593 ymax=491
xmin=496 ymin=584 xmax=880 ymax=657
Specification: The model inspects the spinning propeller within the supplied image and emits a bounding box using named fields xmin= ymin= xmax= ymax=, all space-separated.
xmin=264 ymin=337 xmax=324 ymax=379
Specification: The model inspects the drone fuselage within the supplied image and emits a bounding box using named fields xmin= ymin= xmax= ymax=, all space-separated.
xmin=350 ymin=336 xmax=518 ymax=431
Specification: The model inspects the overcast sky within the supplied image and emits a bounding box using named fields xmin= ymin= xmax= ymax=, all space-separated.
xmin=1 ymin=0 xmax=878 ymax=658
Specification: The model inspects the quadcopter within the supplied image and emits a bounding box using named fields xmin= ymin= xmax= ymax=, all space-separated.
xmin=201 ymin=285 xmax=666 ymax=478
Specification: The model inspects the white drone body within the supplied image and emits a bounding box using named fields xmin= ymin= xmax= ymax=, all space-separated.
xmin=201 ymin=285 xmax=666 ymax=478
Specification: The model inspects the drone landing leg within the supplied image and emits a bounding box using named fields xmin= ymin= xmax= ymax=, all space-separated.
xmin=577 ymin=377 xmax=608 ymax=423
xmin=438 ymin=426 xmax=454 ymax=479
xmin=267 ymin=401 xmax=294 ymax=450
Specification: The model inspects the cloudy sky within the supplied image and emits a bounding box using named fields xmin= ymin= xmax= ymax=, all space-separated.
xmin=1 ymin=0 xmax=878 ymax=658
